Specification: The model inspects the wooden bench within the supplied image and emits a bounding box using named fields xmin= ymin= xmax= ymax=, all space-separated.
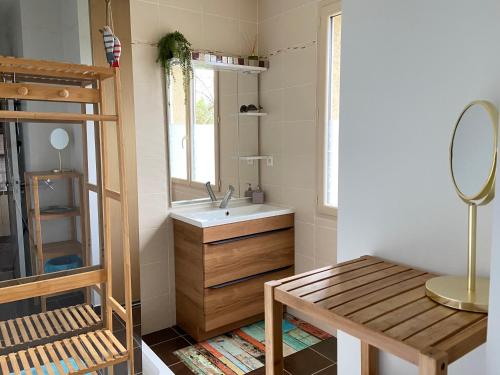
xmin=264 ymin=255 xmax=487 ymax=375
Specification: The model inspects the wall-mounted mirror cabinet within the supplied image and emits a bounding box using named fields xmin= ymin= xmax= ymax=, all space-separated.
xmin=167 ymin=65 xmax=264 ymax=204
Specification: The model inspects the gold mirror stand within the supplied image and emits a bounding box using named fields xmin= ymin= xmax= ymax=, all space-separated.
xmin=425 ymin=100 xmax=498 ymax=313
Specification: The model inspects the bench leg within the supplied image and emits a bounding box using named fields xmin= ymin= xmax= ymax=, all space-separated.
xmin=361 ymin=342 xmax=378 ymax=375
xmin=265 ymin=281 xmax=283 ymax=375
xmin=419 ymin=349 xmax=448 ymax=375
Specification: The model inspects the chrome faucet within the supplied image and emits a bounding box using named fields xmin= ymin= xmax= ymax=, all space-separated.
xmin=205 ymin=182 xmax=217 ymax=202
xmin=219 ymin=185 xmax=235 ymax=209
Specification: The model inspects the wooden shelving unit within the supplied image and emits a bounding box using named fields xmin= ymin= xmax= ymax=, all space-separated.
xmin=0 ymin=56 xmax=134 ymax=374
xmin=26 ymin=171 xmax=86 ymax=278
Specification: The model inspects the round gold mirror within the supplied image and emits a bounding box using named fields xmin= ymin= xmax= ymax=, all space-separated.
xmin=426 ymin=100 xmax=498 ymax=312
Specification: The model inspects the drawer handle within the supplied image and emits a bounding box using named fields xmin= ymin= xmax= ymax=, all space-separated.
xmin=208 ymin=227 xmax=292 ymax=245
xmin=208 ymin=266 xmax=293 ymax=289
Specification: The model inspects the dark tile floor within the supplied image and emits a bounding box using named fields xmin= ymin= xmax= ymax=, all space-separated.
xmin=142 ymin=324 xmax=338 ymax=375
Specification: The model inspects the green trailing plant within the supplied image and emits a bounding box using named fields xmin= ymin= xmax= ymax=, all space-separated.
xmin=157 ymin=31 xmax=193 ymax=95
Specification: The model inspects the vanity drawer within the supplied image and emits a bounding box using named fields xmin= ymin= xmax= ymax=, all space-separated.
xmin=204 ymin=228 xmax=294 ymax=287
xmin=204 ymin=267 xmax=293 ymax=331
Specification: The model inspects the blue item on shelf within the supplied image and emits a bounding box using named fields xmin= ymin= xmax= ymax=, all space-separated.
xmin=44 ymin=254 xmax=82 ymax=274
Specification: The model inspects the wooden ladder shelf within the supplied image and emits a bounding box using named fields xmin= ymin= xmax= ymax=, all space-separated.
xmin=0 ymin=56 xmax=135 ymax=374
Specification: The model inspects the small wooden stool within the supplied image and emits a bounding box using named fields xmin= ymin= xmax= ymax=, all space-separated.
xmin=265 ymin=256 xmax=487 ymax=375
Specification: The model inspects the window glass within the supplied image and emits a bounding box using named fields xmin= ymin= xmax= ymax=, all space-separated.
xmin=168 ymin=66 xmax=188 ymax=180
xmin=325 ymin=14 xmax=342 ymax=208
xmin=192 ymin=68 xmax=216 ymax=184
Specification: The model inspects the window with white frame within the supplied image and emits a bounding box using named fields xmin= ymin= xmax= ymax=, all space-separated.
xmin=167 ymin=66 xmax=218 ymax=189
xmin=318 ymin=1 xmax=341 ymax=214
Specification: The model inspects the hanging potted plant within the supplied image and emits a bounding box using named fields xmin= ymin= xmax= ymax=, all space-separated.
xmin=157 ymin=31 xmax=193 ymax=96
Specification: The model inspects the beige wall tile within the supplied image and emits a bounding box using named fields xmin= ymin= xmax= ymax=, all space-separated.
xmin=283 ymin=83 xmax=316 ymax=121
xmin=295 ymin=253 xmax=315 ymax=273
xmin=141 ymin=260 xmax=170 ymax=300
xmin=282 ymin=46 xmax=316 ymax=88
xmin=260 ymin=154 xmax=284 ymax=185
xmin=295 ymin=220 xmax=315 ymax=256
xmin=139 ymin=226 xmax=169 ymax=265
xmin=258 ymin=17 xmax=285 ymax=54
xmin=282 ymin=121 xmax=315 ymax=157
xmin=260 ymin=122 xmax=283 ymax=155
xmin=240 ymin=0 xmax=258 ymax=22
xmin=258 ymin=0 xmax=284 ymax=21
xmin=260 ymin=54 xmax=284 ymax=91
xmin=238 ymin=73 xmax=259 ymax=93
xmin=203 ymin=14 xmax=240 ymax=54
xmin=158 ymin=5 xmax=204 ymax=49
xmin=283 ymin=154 xmax=315 ymax=190
xmin=281 ymin=3 xmax=317 ymax=48
xmin=137 ymin=192 xmax=169 ymax=229
xmin=281 ymin=187 xmax=315 ymax=223
xmin=260 ymin=89 xmax=284 ymax=123
xmin=131 ymin=44 xmax=162 ymax=85
xmin=159 ymin=0 xmax=204 ymax=11
xmin=131 ymin=1 xmax=161 ymax=44
xmin=260 ymin=183 xmax=284 ymax=204
xmin=136 ymin=156 xmax=168 ymax=195
xmin=204 ymin=0 xmax=241 ymax=19
xmin=141 ymin=293 xmax=173 ymax=334
xmin=315 ymin=225 xmax=337 ymax=263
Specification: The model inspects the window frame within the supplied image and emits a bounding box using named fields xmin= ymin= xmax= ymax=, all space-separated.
xmin=317 ymin=0 xmax=341 ymax=217
xmin=166 ymin=67 xmax=220 ymax=196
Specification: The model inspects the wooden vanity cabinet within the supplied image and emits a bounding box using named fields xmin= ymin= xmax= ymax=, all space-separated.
xmin=174 ymin=214 xmax=295 ymax=341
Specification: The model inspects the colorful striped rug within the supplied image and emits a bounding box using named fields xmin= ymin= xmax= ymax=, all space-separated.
xmin=174 ymin=314 xmax=332 ymax=374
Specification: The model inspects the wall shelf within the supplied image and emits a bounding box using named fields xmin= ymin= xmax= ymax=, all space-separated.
xmin=192 ymin=59 xmax=267 ymax=74
xmin=239 ymin=155 xmax=273 ymax=166
xmin=239 ymin=112 xmax=267 ymax=117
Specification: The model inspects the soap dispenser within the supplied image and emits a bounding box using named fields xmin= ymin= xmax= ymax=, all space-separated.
xmin=252 ymin=185 xmax=265 ymax=204
xmin=245 ymin=183 xmax=253 ymax=198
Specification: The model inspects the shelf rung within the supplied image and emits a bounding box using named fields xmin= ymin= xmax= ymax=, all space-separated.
xmin=0 ymin=110 xmax=117 ymax=124
xmin=0 ymin=269 xmax=105 ymax=304
xmin=33 ymin=208 xmax=81 ymax=221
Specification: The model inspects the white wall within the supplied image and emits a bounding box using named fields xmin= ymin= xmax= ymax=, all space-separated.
xmin=338 ymin=0 xmax=500 ymax=374
xmin=487 ymin=164 xmax=500 ymax=374
xmin=129 ymin=0 xmax=259 ymax=334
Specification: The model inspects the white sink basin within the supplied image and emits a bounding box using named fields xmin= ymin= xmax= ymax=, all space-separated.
xmin=170 ymin=203 xmax=294 ymax=228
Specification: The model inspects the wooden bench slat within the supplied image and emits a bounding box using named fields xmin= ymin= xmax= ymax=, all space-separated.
xmin=349 ymin=286 xmax=429 ymax=324
xmin=315 ymin=269 xmax=426 ymax=309
xmin=278 ymin=257 xmax=384 ymax=291
xmin=301 ymin=265 xmax=410 ymax=302
xmin=331 ymin=273 xmax=433 ymax=315
xmin=289 ymin=262 xmax=397 ymax=296
xmin=384 ymin=305 xmax=458 ymax=341
xmin=365 ymin=295 xmax=437 ymax=332
xmin=404 ymin=311 xmax=485 ymax=349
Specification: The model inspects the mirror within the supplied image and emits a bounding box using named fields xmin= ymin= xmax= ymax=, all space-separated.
xmin=450 ymin=102 xmax=497 ymax=201
xmin=50 ymin=128 xmax=70 ymax=150
xmin=167 ymin=66 xmax=260 ymax=203
xmin=50 ymin=128 xmax=70 ymax=172
xmin=425 ymin=100 xmax=498 ymax=313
